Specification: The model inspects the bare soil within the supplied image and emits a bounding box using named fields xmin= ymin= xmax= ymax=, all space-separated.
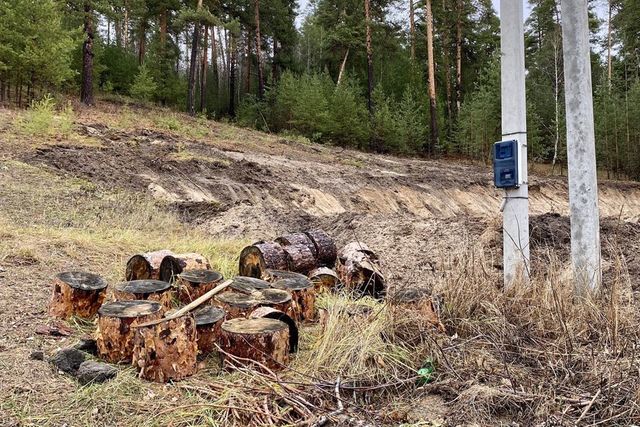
xmin=3 ymin=103 xmax=640 ymax=426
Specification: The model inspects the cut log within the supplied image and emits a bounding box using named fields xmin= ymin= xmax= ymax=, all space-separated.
xmin=126 ymin=250 xmax=174 ymax=281
xmin=305 ymin=229 xmax=337 ymax=267
xmin=308 ymin=267 xmax=341 ymax=293
xmin=336 ymin=242 xmax=385 ymax=299
xmin=96 ymin=301 xmax=163 ymax=363
xmin=177 ymin=269 xmax=224 ymax=304
xmin=112 ymin=280 xmax=174 ymax=308
xmin=132 ymin=314 xmax=198 ymax=382
xmin=49 ymin=271 xmax=108 ymax=319
xmin=159 ymin=253 xmax=211 ymax=283
xmin=249 ymin=307 xmax=298 ymax=352
xmin=238 ymin=241 xmax=289 ymax=278
xmin=223 ymin=276 xmax=271 ymax=295
xmin=275 ymin=233 xmax=317 ymax=257
xmin=282 ymin=244 xmax=317 ymax=274
xmin=219 ymin=318 xmax=289 ymax=370
xmin=390 ymin=287 xmax=445 ymax=332
xmin=257 ymin=288 xmax=293 ymax=314
xmin=272 ymin=278 xmax=316 ymax=322
xmin=214 ymin=292 xmax=259 ymax=318
xmin=194 ymin=306 xmax=226 ymax=354
xmin=263 ymin=269 xmax=310 ymax=284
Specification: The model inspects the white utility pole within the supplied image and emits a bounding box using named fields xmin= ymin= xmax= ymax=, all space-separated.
xmin=500 ymin=0 xmax=530 ymax=286
xmin=560 ymin=0 xmax=602 ymax=294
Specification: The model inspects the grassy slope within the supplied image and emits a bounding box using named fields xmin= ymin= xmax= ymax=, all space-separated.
xmin=1 ymin=102 xmax=640 ymax=426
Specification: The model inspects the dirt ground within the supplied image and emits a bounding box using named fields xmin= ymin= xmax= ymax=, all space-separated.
xmin=2 ymin=102 xmax=640 ymax=426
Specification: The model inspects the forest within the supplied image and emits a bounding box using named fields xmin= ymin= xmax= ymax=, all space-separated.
xmin=1 ymin=0 xmax=639 ymax=179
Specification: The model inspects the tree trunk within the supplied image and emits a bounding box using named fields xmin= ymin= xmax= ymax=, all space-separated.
xmin=249 ymin=307 xmax=298 ymax=352
xmin=551 ymin=37 xmax=561 ymax=174
xmin=133 ymin=314 xmax=198 ymax=382
xmin=200 ymin=25 xmax=209 ymax=112
xmin=455 ymin=0 xmax=463 ymax=114
xmin=49 ymin=272 xmax=108 ymax=319
xmin=282 ymin=244 xmax=317 ymax=274
xmin=364 ymin=0 xmax=374 ymax=114
xmin=304 ymin=229 xmax=337 ymax=267
xmin=160 ymin=8 xmax=167 ymax=48
xmin=308 ymin=267 xmax=341 ymax=293
xmin=336 ymin=242 xmax=386 ymax=299
xmin=272 ymin=277 xmax=316 ymax=322
xmin=96 ymin=301 xmax=164 ymax=363
xmin=239 ymin=241 xmax=289 ymax=278
xmin=255 ymin=0 xmax=265 ymax=99
xmin=194 ymin=306 xmax=225 ymax=354
xmin=81 ymin=1 xmax=94 ymax=106
xmin=187 ymin=0 xmax=203 ymax=116
xmin=126 ymin=250 xmax=175 ymax=281
xmin=606 ymin=0 xmax=613 ymax=89
xmin=442 ymin=0 xmax=452 ymax=130
xmin=123 ymin=1 xmax=129 ymax=49
xmin=159 ymin=252 xmax=211 ymax=283
xmin=138 ymin=20 xmax=147 ymax=65
xmin=275 ymin=233 xmax=318 ymax=257
xmin=215 ymin=292 xmax=259 ymax=318
xmin=409 ymin=0 xmax=416 ymax=61
xmin=112 ymin=279 xmax=174 ymax=308
xmin=229 ymin=31 xmax=237 ymax=116
xmin=177 ymin=270 xmax=224 ymax=304
xmin=212 ymin=26 xmax=219 ymax=92
xmin=425 ymin=0 xmax=438 ymax=152
xmin=245 ymin=31 xmax=252 ymax=93
xmin=337 ymin=48 xmax=349 ymax=85
xmin=272 ymin=39 xmax=279 ymax=84
xmin=219 ymin=318 xmax=290 ymax=370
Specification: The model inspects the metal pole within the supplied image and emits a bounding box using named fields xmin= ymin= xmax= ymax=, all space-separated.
xmin=500 ymin=0 xmax=530 ymax=286
xmin=560 ymin=0 xmax=601 ymax=294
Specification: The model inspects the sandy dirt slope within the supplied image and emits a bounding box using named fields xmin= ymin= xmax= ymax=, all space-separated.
xmin=22 ymin=113 xmax=640 ymax=290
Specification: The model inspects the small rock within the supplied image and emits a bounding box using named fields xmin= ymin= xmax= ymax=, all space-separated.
xmin=49 ymin=348 xmax=85 ymax=375
xmin=30 ymin=350 xmax=45 ymax=360
xmin=76 ymin=361 xmax=117 ymax=385
xmin=74 ymin=338 xmax=98 ymax=355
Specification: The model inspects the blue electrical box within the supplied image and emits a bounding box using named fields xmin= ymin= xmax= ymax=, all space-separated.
xmin=493 ymin=140 xmax=519 ymax=188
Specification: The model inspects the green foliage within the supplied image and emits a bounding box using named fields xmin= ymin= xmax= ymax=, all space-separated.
xmin=130 ymin=65 xmax=157 ymax=101
xmin=17 ymin=94 xmax=74 ymax=136
xmin=0 ymin=0 xmax=77 ymax=97
xmin=99 ymin=46 xmax=139 ymax=93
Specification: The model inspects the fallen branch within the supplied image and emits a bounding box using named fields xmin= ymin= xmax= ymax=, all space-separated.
xmin=134 ymin=279 xmax=232 ymax=328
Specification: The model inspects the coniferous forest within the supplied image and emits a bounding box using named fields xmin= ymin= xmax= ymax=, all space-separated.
xmin=1 ymin=0 xmax=639 ymax=179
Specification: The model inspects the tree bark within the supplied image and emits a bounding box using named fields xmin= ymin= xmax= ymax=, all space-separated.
xmin=81 ymin=1 xmax=95 ymax=106
xmin=337 ymin=48 xmax=349 ymax=85
xmin=200 ymin=25 xmax=209 ymax=112
xmin=177 ymin=270 xmax=224 ymax=304
xmin=138 ymin=20 xmax=147 ymax=65
xmin=606 ymin=0 xmax=613 ymax=89
xmin=364 ymin=0 xmax=374 ymax=114
xmin=112 ymin=280 xmax=174 ymax=308
xmin=409 ymin=0 xmax=416 ymax=61
xmin=49 ymin=272 xmax=108 ymax=319
xmin=123 ymin=0 xmax=129 ymax=49
xmin=194 ymin=306 xmax=225 ymax=354
xmin=187 ymin=0 xmax=204 ymax=116
xmin=255 ymin=0 xmax=265 ymax=99
xmin=272 ymin=39 xmax=279 ymax=84
xmin=425 ymin=0 xmax=438 ymax=152
xmin=229 ymin=31 xmax=237 ymax=116
xmin=158 ymin=252 xmax=211 ymax=283
xmin=219 ymin=318 xmax=289 ymax=370
xmin=443 ymin=0 xmax=453 ymax=129
xmin=245 ymin=30 xmax=252 ymax=93
xmin=308 ymin=267 xmax=341 ymax=293
xmin=126 ymin=250 xmax=175 ymax=281
xmin=239 ymin=241 xmax=289 ymax=278
xmin=455 ymin=0 xmax=463 ymax=114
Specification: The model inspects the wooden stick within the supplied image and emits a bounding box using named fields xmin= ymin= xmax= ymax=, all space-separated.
xmin=134 ymin=279 xmax=232 ymax=328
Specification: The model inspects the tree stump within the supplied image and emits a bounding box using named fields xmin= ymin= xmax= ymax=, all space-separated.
xmin=159 ymin=253 xmax=211 ymax=283
xmin=49 ymin=271 xmax=108 ymax=319
xmin=239 ymin=241 xmax=289 ymax=278
xmin=223 ymin=276 xmax=271 ymax=295
xmin=336 ymin=242 xmax=385 ymax=299
xmin=249 ymin=307 xmax=298 ymax=352
xmin=263 ymin=269 xmax=310 ymax=283
xmin=219 ymin=318 xmax=289 ymax=370
xmin=96 ymin=301 xmax=163 ymax=363
xmin=308 ymin=267 xmax=341 ymax=293
xmin=282 ymin=244 xmax=317 ymax=274
xmin=194 ymin=306 xmax=226 ymax=354
xmin=177 ymin=270 xmax=224 ymax=304
xmin=272 ymin=278 xmax=316 ymax=322
xmin=132 ymin=314 xmax=198 ymax=382
xmin=275 ymin=233 xmax=317 ymax=257
xmin=257 ymin=288 xmax=294 ymax=314
xmin=112 ymin=280 xmax=174 ymax=308
xmin=126 ymin=250 xmax=174 ymax=281
xmin=305 ymin=229 xmax=337 ymax=267
xmin=214 ymin=292 xmax=259 ymax=318
xmin=390 ymin=287 xmax=445 ymax=333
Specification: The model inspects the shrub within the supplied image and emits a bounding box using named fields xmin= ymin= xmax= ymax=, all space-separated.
xmin=130 ymin=65 xmax=158 ymax=102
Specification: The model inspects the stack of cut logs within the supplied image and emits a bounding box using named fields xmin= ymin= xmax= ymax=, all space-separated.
xmin=47 ymin=230 xmax=393 ymax=383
